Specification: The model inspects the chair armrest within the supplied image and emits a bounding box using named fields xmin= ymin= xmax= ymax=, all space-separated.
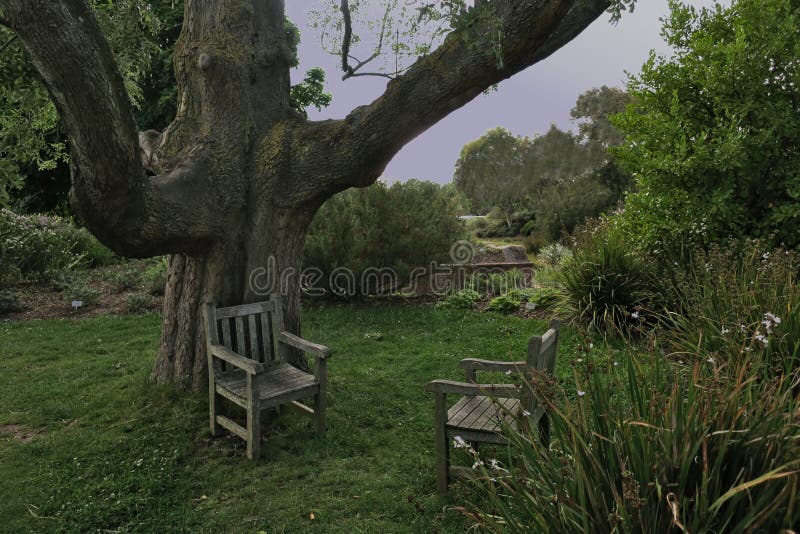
xmin=459 ymin=358 xmax=527 ymax=373
xmin=425 ymin=380 xmax=523 ymax=398
xmin=208 ymin=344 xmax=264 ymax=374
xmin=279 ymin=331 xmax=331 ymax=360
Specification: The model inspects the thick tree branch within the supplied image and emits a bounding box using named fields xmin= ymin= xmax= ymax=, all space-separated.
xmin=296 ymin=0 xmax=611 ymax=200
xmin=0 ymin=0 xmax=215 ymax=256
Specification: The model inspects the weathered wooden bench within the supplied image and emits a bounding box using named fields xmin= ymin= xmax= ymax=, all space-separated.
xmin=425 ymin=319 xmax=560 ymax=494
xmin=203 ymin=295 xmax=331 ymax=459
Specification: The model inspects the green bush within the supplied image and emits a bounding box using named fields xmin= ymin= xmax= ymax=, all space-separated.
xmin=59 ymin=273 xmax=100 ymax=306
xmin=105 ymin=266 xmax=141 ymax=293
xmin=532 ymin=173 xmax=617 ymax=243
xmin=437 ymin=288 xmax=481 ymax=310
xmin=0 ymin=290 xmax=22 ymax=314
xmin=143 ymin=257 xmax=168 ymax=296
xmin=559 ymin=223 xmax=658 ymax=334
xmin=660 ymin=239 xmax=799 ymax=374
xmin=470 ymin=354 xmax=800 ymax=532
xmin=487 ymin=295 xmax=521 ymax=314
xmin=304 ymin=180 xmax=465 ymax=298
xmin=467 ymin=269 xmax=526 ymax=297
xmin=125 ymin=291 xmax=154 ymax=314
xmin=538 ymin=242 xmax=572 ymax=266
xmin=0 ymin=209 xmax=116 ymax=286
xmin=612 ymin=0 xmax=800 ymax=251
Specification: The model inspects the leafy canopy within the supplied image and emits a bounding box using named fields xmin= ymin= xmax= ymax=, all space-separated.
xmin=613 ymin=0 xmax=800 ymax=251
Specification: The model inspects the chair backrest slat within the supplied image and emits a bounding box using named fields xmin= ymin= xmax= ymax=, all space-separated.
xmin=206 ymin=300 xmax=283 ymax=364
xmin=269 ymin=294 xmax=285 ymax=363
xmin=248 ymin=314 xmax=260 ymax=361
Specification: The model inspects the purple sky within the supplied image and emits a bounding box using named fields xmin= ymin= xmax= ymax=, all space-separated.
xmin=284 ymin=1 xmax=723 ymax=184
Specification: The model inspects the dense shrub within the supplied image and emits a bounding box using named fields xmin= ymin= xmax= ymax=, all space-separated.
xmin=537 ymin=242 xmax=572 ymax=266
xmin=613 ymin=0 xmax=800 ymax=252
xmin=559 ymin=223 xmax=659 ymax=334
xmin=304 ymin=180 xmax=465 ymax=297
xmin=436 ymin=289 xmax=481 ymax=310
xmin=470 ymin=353 xmax=800 ymax=532
xmin=60 ymin=273 xmax=101 ymax=306
xmin=125 ymin=291 xmax=155 ymax=314
xmin=0 ymin=290 xmax=22 ymax=314
xmin=105 ymin=266 xmax=142 ymax=293
xmin=531 ymin=173 xmax=617 ymax=243
xmin=487 ymin=294 xmax=521 ymax=314
xmin=143 ymin=257 xmax=168 ymax=296
xmin=0 ymin=209 xmax=116 ymax=286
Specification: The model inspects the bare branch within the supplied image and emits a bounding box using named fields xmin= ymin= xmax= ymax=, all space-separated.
xmin=339 ymin=0 xmax=394 ymax=80
xmin=1 ymin=0 xmax=214 ymax=256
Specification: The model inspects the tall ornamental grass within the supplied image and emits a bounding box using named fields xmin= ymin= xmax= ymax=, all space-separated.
xmin=469 ymin=353 xmax=800 ymax=532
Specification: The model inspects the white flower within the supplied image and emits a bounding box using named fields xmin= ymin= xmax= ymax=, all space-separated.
xmin=706 ymin=357 xmax=715 ymax=364
xmin=588 ymin=343 xmax=594 ymax=349
xmin=576 ymin=358 xmax=583 ymax=363
xmin=577 ymin=390 xmax=586 ymax=397
xmin=522 ymin=410 xmax=531 ymax=417
xmin=754 ymin=333 xmax=768 ymax=347
xmin=721 ymin=327 xmax=729 ymax=335
xmin=631 ymin=311 xmax=640 ymax=319
xmin=504 ymin=370 xmax=512 ymax=376
xmin=764 ymin=312 xmax=781 ymax=325
xmin=453 ymin=436 xmax=468 ymax=449
xmin=489 ymin=458 xmax=501 ymax=470
xmin=472 ymin=460 xmax=485 ymax=469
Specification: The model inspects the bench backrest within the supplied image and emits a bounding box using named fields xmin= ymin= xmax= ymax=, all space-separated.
xmin=523 ymin=318 xmax=561 ymax=415
xmin=203 ymin=295 xmax=285 ymax=364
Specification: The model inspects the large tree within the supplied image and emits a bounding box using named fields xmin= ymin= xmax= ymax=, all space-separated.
xmin=1 ymin=0 xmax=621 ymax=390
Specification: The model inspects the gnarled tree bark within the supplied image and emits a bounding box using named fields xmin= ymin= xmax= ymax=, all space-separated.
xmin=1 ymin=0 xmax=611 ymax=390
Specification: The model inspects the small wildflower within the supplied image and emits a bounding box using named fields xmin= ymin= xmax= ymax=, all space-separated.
xmin=706 ymin=357 xmax=715 ymax=364
xmin=577 ymin=390 xmax=586 ymax=397
xmin=588 ymin=343 xmax=594 ymax=349
xmin=453 ymin=436 xmax=468 ymax=449
xmin=489 ymin=458 xmax=501 ymax=470
xmin=721 ymin=327 xmax=729 ymax=335
xmin=576 ymin=358 xmax=583 ymax=363
xmin=522 ymin=410 xmax=531 ymax=417
xmin=504 ymin=370 xmax=512 ymax=376
xmin=472 ymin=460 xmax=485 ymax=469
xmin=631 ymin=311 xmax=640 ymax=319
xmin=764 ymin=312 xmax=781 ymax=325
xmin=754 ymin=333 xmax=768 ymax=347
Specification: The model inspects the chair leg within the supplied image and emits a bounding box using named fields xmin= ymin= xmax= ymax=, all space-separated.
xmin=209 ymin=386 xmax=219 ymax=437
xmin=246 ymin=375 xmax=261 ymax=460
xmin=434 ymin=393 xmax=450 ymax=494
xmin=314 ymin=392 xmax=326 ymax=435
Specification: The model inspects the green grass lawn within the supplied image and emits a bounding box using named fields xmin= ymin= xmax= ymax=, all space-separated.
xmin=0 ymin=303 xmax=579 ymax=532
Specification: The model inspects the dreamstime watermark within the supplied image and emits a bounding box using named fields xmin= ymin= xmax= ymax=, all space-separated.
xmin=248 ymin=241 xmax=532 ymax=298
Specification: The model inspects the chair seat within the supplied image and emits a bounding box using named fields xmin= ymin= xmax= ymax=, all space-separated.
xmin=446 ymin=395 xmax=520 ymax=435
xmin=216 ymin=363 xmax=319 ymax=407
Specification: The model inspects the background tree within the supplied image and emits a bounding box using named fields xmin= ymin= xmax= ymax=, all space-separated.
xmin=453 ymin=127 xmax=529 ymax=221
xmin=613 ymin=0 xmax=800 ymax=252
xmin=0 ymin=0 xmax=623 ymax=390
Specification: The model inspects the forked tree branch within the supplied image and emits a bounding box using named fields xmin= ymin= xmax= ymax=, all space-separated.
xmin=0 ymin=0 xmax=215 ymax=256
xmin=339 ymin=0 xmax=394 ymax=80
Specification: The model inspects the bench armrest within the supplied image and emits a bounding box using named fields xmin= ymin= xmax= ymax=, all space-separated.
xmin=279 ymin=331 xmax=332 ymax=360
xmin=459 ymin=358 xmax=527 ymax=373
xmin=425 ymin=380 xmax=523 ymax=398
xmin=209 ymin=344 xmax=264 ymax=374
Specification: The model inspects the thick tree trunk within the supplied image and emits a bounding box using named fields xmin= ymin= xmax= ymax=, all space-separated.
xmin=3 ymin=0 xmax=612 ymax=391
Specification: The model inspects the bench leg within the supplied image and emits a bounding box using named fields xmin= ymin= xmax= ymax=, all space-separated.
xmin=209 ymin=384 xmax=220 ymax=437
xmin=434 ymin=393 xmax=450 ymax=494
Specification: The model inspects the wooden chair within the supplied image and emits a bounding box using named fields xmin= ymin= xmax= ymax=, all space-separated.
xmin=425 ymin=319 xmax=560 ymax=494
xmin=203 ymin=295 xmax=331 ymax=459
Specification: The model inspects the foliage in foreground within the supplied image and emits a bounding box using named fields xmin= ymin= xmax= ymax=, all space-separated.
xmin=471 ymin=351 xmax=800 ymax=532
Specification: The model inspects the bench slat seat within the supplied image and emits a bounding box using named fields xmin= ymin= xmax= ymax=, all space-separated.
xmin=215 ymin=364 xmax=318 ymax=406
